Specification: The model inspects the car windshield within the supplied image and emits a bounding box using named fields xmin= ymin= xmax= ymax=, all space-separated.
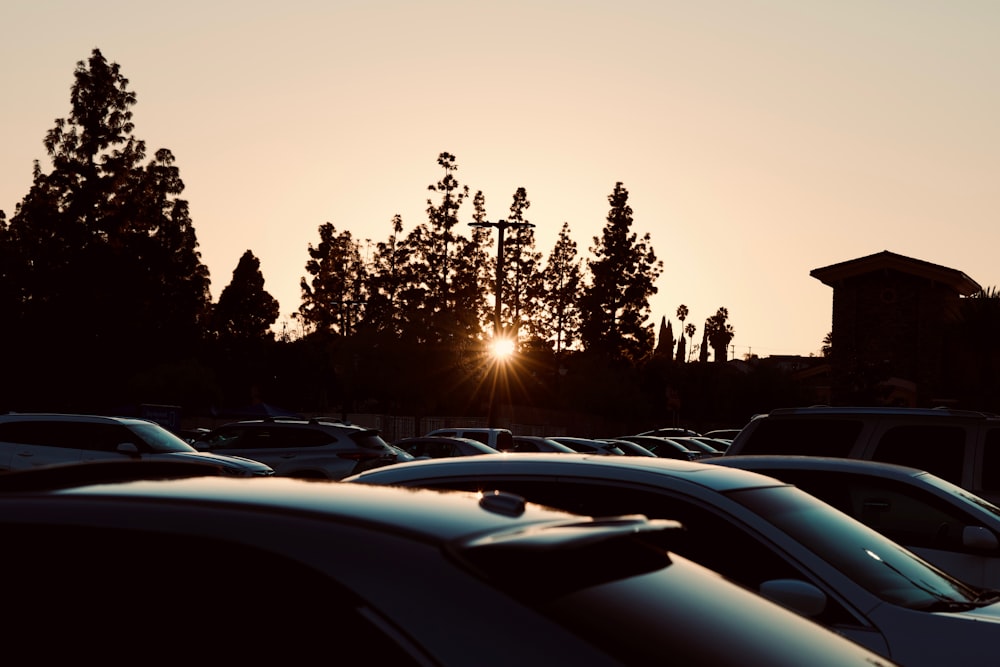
xmin=729 ymin=485 xmax=979 ymax=609
xmin=131 ymin=423 xmax=199 ymax=453
xmin=918 ymin=471 xmax=1000 ymax=520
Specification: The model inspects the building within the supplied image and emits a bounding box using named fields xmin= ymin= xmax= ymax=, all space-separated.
xmin=811 ymin=250 xmax=981 ymax=407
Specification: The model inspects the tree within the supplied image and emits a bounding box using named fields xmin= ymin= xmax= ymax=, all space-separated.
xmin=212 ymin=250 xmax=279 ymax=340
xmin=705 ymin=307 xmax=735 ymax=363
xmin=675 ymin=305 xmax=689 ymax=363
xmin=684 ymin=322 xmax=696 ymax=362
xmin=699 ymin=325 xmax=710 ymax=363
xmin=654 ymin=316 xmax=674 ymax=358
xmin=3 ymin=48 xmax=211 ymax=407
xmin=540 ymin=222 xmax=583 ymax=354
xmin=502 ymin=187 xmax=544 ymax=345
xmin=579 ymin=182 xmax=663 ymax=362
xmin=298 ymin=223 xmax=367 ymax=336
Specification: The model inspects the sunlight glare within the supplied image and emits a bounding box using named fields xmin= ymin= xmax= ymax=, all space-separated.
xmin=491 ymin=337 xmax=516 ymax=360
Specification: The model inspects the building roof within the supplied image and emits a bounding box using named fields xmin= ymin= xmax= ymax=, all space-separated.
xmin=810 ymin=250 xmax=981 ymax=295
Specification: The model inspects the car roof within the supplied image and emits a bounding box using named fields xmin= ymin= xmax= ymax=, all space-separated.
xmin=18 ymin=473 xmax=594 ymax=540
xmin=0 ymin=412 xmax=154 ymax=426
xmin=708 ymin=455 xmax=937 ymax=479
xmin=344 ymin=452 xmax=788 ymax=493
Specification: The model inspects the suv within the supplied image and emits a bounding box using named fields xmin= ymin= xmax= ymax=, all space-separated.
xmin=725 ymin=406 xmax=1000 ymax=504
xmin=0 ymin=413 xmax=273 ymax=477
xmin=194 ymin=416 xmax=398 ymax=479
xmin=424 ymin=427 xmax=514 ymax=451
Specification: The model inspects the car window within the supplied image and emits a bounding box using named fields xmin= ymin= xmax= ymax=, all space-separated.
xmin=740 ymin=419 xmax=862 ymax=456
xmin=760 ymin=469 xmax=983 ymax=551
xmin=871 ymin=425 xmax=964 ymax=485
xmin=981 ymin=428 xmax=1000 ymax=495
xmin=0 ymin=422 xmax=131 ymax=451
xmin=495 ymin=431 xmax=513 ymax=449
xmin=463 ymin=432 xmax=489 ymax=446
xmin=415 ymin=477 xmax=856 ymax=626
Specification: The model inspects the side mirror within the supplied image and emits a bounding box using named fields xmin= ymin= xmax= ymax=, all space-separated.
xmin=759 ymin=578 xmax=827 ymax=617
xmin=115 ymin=442 xmax=140 ymax=456
xmin=963 ymin=525 xmax=1000 ymax=551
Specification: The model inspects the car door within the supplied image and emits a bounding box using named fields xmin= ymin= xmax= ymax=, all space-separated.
xmin=0 ymin=421 xmax=88 ymax=470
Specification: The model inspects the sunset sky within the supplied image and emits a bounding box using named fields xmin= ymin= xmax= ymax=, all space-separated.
xmin=3 ymin=1 xmax=998 ymax=358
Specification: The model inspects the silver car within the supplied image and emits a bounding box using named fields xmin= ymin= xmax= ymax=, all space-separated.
xmin=0 ymin=413 xmax=273 ymax=477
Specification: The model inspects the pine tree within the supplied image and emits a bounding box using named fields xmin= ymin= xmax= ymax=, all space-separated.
xmin=3 ymin=48 xmax=211 ymax=405
xmin=699 ymin=325 xmax=710 ymax=363
xmin=501 ymin=187 xmax=543 ymax=345
xmin=298 ymin=223 xmax=367 ymax=336
xmin=655 ymin=317 xmax=675 ymax=358
xmin=579 ymin=182 xmax=663 ymax=362
xmin=212 ymin=250 xmax=280 ymax=340
xmin=540 ymin=222 xmax=583 ymax=354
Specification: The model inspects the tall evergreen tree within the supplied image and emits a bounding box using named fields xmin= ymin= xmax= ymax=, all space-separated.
xmin=540 ymin=221 xmax=583 ymax=354
xmin=579 ymin=182 xmax=663 ymax=362
xmin=364 ymin=214 xmax=407 ymax=336
xmin=501 ymin=187 xmax=543 ymax=345
xmin=699 ymin=325 xmax=710 ymax=363
xmin=212 ymin=249 xmax=279 ymax=340
xmin=655 ymin=316 xmax=675 ymax=358
xmin=3 ymin=48 xmax=211 ymax=406
xmin=298 ymin=223 xmax=367 ymax=336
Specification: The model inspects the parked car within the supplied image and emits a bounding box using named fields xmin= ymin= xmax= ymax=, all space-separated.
xmin=703 ymin=428 xmax=743 ymax=441
xmin=424 ymin=427 xmax=514 ymax=450
xmin=508 ymin=435 xmax=577 ymax=453
xmin=346 ymin=453 xmax=1000 ymax=667
xmin=548 ymin=436 xmax=625 ymax=455
xmin=613 ymin=435 xmax=705 ymax=461
xmin=724 ymin=405 xmax=1000 ymax=505
xmin=707 ymin=455 xmax=1000 ymax=590
xmin=0 ymin=413 xmax=273 ymax=477
xmin=638 ymin=427 xmax=702 ymax=437
xmin=599 ymin=438 xmax=658 ymax=457
xmin=192 ymin=416 xmax=397 ymax=480
xmin=0 ymin=461 xmax=894 ymax=666
xmin=392 ymin=435 xmax=500 ymax=459
xmin=663 ymin=435 xmax=726 ymax=457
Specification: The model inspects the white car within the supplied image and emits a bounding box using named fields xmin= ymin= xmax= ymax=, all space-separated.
xmin=346 ymin=453 xmax=1000 ymax=667
xmin=707 ymin=455 xmax=1000 ymax=589
xmin=0 ymin=413 xmax=273 ymax=477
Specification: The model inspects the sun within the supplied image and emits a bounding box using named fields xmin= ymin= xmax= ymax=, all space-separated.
xmin=491 ymin=337 xmax=516 ymax=360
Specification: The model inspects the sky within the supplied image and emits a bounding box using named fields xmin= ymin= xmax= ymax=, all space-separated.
xmin=3 ymin=1 xmax=998 ymax=358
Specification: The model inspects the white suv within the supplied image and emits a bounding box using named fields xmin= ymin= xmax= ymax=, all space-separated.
xmin=194 ymin=416 xmax=398 ymax=479
xmin=0 ymin=413 xmax=273 ymax=477
xmin=725 ymin=406 xmax=1000 ymax=504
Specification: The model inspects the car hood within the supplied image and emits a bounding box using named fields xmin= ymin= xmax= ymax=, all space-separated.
xmin=162 ymin=451 xmax=274 ymax=476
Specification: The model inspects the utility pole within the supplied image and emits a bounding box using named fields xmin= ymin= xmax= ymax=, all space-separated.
xmin=468 ymin=218 xmax=535 ymax=426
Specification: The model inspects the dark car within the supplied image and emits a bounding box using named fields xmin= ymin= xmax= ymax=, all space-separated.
xmin=507 ymin=436 xmax=577 ymax=453
xmin=193 ymin=416 xmax=397 ymax=479
xmin=548 ymin=436 xmax=625 ymax=455
xmin=613 ymin=435 xmax=705 ymax=461
xmin=392 ymin=435 xmax=500 ymax=459
xmin=0 ymin=460 xmax=894 ymax=666
xmin=346 ymin=454 xmax=1000 ymax=667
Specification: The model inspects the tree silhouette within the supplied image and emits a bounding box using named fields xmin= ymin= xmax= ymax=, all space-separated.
xmin=298 ymin=223 xmax=367 ymax=336
xmin=675 ymin=305 xmax=689 ymax=363
xmin=540 ymin=221 xmax=583 ymax=354
xmin=705 ymin=307 xmax=735 ymax=363
xmin=654 ymin=316 xmax=674 ymax=358
xmin=212 ymin=249 xmax=279 ymax=340
xmin=579 ymin=182 xmax=663 ymax=362
xmin=3 ymin=48 xmax=211 ymax=407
